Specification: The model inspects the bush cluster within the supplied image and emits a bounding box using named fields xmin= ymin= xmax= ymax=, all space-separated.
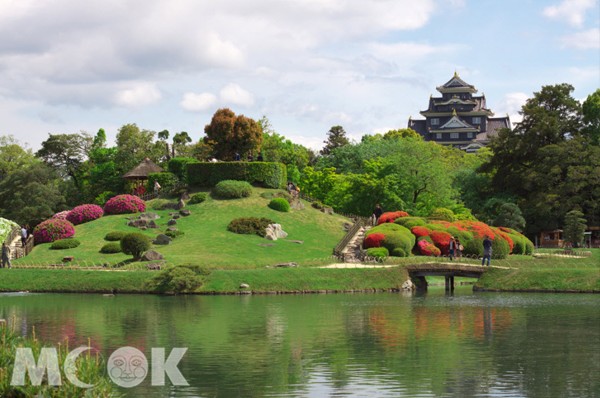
xmin=363 ymin=233 xmax=385 ymax=249
xmin=188 ymin=192 xmax=208 ymax=205
xmin=33 ymin=219 xmax=76 ymax=244
xmin=268 ymin=198 xmax=290 ymax=212
xmin=212 ymin=180 xmax=253 ymax=199
xmin=66 ymin=204 xmax=104 ymax=225
xmin=104 ymin=194 xmax=146 ymax=215
xmin=52 ymin=210 xmax=71 ymax=220
xmin=50 ymin=238 xmax=81 ymax=250
xmin=377 ymin=211 xmax=409 ymax=224
xmin=366 ymin=247 xmax=389 ymax=259
xmin=120 ymin=232 xmax=151 ymax=260
xmin=104 ymin=231 xmax=126 ymax=241
xmin=146 ymin=266 xmax=204 ymax=294
xmin=365 ymin=223 xmax=414 ymax=258
xmin=187 ymin=162 xmax=287 ymax=189
xmin=100 ymin=242 xmax=122 ymax=254
xmin=227 ymin=217 xmax=275 ymax=237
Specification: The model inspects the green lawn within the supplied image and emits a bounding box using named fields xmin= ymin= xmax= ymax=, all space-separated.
xmin=14 ymin=189 xmax=348 ymax=269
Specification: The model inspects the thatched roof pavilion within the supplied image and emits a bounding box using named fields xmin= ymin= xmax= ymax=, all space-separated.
xmin=123 ymin=158 xmax=163 ymax=180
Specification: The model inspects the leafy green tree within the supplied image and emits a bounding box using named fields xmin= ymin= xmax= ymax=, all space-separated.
xmin=383 ymin=128 xmax=420 ymax=140
xmin=321 ymin=125 xmax=350 ymax=155
xmin=493 ymin=202 xmax=526 ymax=232
xmin=0 ymin=135 xmax=37 ymax=181
xmin=259 ymin=116 xmax=312 ymax=171
xmin=36 ymin=133 xmax=93 ymax=192
xmin=172 ymin=131 xmax=193 ymax=158
xmin=158 ymin=129 xmax=170 ymax=160
xmin=563 ymin=210 xmax=586 ymax=248
xmin=0 ymin=162 xmax=67 ymax=226
xmin=582 ymin=88 xmax=600 ymax=145
xmin=115 ymin=123 xmax=162 ymax=173
xmin=204 ymin=108 xmax=262 ymax=160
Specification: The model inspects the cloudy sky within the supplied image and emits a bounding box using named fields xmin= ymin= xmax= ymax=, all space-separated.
xmin=0 ymin=0 xmax=598 ymax=151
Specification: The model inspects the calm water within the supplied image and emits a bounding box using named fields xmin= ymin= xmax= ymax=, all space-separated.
xmin=0 ymin=289 xmax=599 ymax=398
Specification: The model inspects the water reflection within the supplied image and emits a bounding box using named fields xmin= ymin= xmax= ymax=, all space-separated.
xmin=0 ymin=291 xmax=598 ymax=397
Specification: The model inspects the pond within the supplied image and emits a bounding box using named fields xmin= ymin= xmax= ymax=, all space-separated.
xmin=1 ymin=289 xmax=599 ymax=397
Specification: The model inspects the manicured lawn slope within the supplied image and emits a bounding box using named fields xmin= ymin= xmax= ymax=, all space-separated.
xmin=14 ymin=189 xmax=348 ymax=269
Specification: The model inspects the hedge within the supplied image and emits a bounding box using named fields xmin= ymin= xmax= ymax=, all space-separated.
xmin=147 ymin=172 xmax=179 ymax=194
xmin=168 ymin=157 xmax=199 ymax=181
xmin=187 ymin=162 xmax=286 ymax=189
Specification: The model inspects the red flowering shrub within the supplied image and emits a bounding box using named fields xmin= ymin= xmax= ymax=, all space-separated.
xmin=377 ymin=211 xmax=409 ymax=225
xmin=493 ymin=228 xmax=514 ymax=253
xmin=365 ymin=223 xmax=415 ymax=257
xmin=52 ymin=210 xmax=70 ymax=220
xmin=417 ymin=239 xmax=441 ymax=256
xmin=364 ymin=233 xmax=386 ymax=249
xmin=103 ymin=194 xmax=146 ymax=215
xmin=411 ymin=226 xmax=430 ymax=238
xmin=430 ymin=230 xmax=453 ymax=254
xmin=33 ymin=219 xmax=75 ymax=244
xmin=66 ymin=204 xmax=104 ymax=225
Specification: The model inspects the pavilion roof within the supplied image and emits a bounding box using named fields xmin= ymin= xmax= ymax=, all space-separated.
xmin=123 ymin=158 xmax=163 ymax=180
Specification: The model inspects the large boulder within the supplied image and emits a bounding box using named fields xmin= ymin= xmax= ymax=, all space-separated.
xmin=153 ymin=234 xmax=172 ymax=245
xmin=265 ymin=224 xmax=288 ymax=241
xmin=176 ymin=198 xmax=186 ymax=210
xmin=141 ymin=250 xmax=164 ymax=261
xmin=179 ymin=209 xmax=191 ymax=217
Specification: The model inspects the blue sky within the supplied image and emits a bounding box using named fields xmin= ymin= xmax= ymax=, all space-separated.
xmin=0 ymin=0 xmax=598 ymax=151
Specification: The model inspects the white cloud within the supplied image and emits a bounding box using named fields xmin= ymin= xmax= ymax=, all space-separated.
xmin=114 ymin=82 xmax=162 ymax=107
xmin=496 ymin=92 xmax=529 ymax=126
xmin=180 ymin=92 xmax=217 ymax=112
xmin=542 ymin=0 xmax=598 ymax=27
xmin=219 ymin=83 xmax=255 ymax=107
xmin=560 ymin=28 xmax=600 ymax=49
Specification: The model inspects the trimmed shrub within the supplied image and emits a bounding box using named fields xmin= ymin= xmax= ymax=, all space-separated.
xmin=463 ymin=238 xmax=483 ymax=257
xmin=146 ymin=266 xmax=203 ymax=294
xmin=147 ymin=172 xmax=179 ymax=195
xmin=52 ymin=210 xmax=70 ymax=220
xmin=188 ymin=192 xmax=208 ymax=205
xmin=268 ymin=198 xmax=290 ymax=212
xmin=525 ymin=240 xmax=534 ymax=255
xmin=50 ymin=238 xmax=81 ymax=250
xmin=66 ymin=204 xmax=104 ymax=225
xmin=33 ymin=219 xmax=75 ymax=244
xmin=377 ymin=211 xmax=409 ymax=225
xmin=100 ymin=242 xmax=122 ymax=254
xmin=120 ymin=233 xmax=151 ymax=260
xmin=363 ymin=233 xmax=386 ymax=249
xmin=227 ymin=217 xmax=275 ymax=237
xmin=149 ymin=199 xmax=173 ymax=210
xmin=492 ymin=237 xmax=510 ymax=259
xmin=213 ymin=180 xmax=253 ymax=199
xmin=429 ymin=207 xmax=456 ymax=222
xmin=168 ymin=157 xmax=199 ymax=181
xmin=382 ymin=231 xmax=414 ymax=256
xmin=417 ymin=239 xmax=441 ymax=256
xmin=394 ymin=216 xmax=426 ymax=229
xmin=430 ymin=230 xmax=453 ymax=254
xmin=104 ymin=194 xmax=146 ymax=215
xmin=187 ymin=162 xmax=287 ymax=189
xmin=391 ymin=248 xmax=408 ymax=257
xmin=366 ymin=247 xmax=389 ymax=259
xmin=105 ymin=231 xmax=127 ymax=241
xmin=411 ymin=226 xmax=430 ymax=238
xmin=311 ymin=201 xmax=324 ymax=210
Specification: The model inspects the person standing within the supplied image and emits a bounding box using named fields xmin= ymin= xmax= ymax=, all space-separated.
xmin=449 ymin=236 xmax=456 ymax=261
xmin=153 ymin=180 xmax=161 ymax=196
xmin=455 ymin=237 xmax=463 ymax=260
xmin=482 ymin=236 xmax=493 ymax=266
xmin=2 ymin=242 xmax=11 ymax=268
xmin=21 ymin=225 xmax=28 ymax=247
xmin=372 ymin=204 xmax=383 ymax=225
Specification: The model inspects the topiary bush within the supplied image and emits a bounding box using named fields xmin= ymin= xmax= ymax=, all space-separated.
xmin=33 ymin=219 xmax=76 ymax=244
xmin=104 ymin=194 xmax=146 ymax=215
xmin=188 ymin=192 xmax=208 ymax=205
xmin=363 ymin=233 xmax=385 ymax=249
xmin=366 ymin=247 xmax=389 ymax=259
xmin=463 ymin=238 xmax=483 ymax=257
xmin=52 ymin=210 xmax=71 ymax=220
xmin=492 ymin=237 xmax=510 ymax=259
xmin=105 ymin=231 xmax=127 ymax=241
xmin=100 ymin=242 xmax=122 ymax=254
xmin=377 ymin=211 xmax=410 ymax=225
xmin=268 ymin=198 xmax=290 ymax=212
xmin=168 ymin=157 xmax=199 ymax=181
xmin=120 ymin=232 xmax=151 ymax=260
xmin=417 ymin=239 xmax=441 ymax=256
xmin=66 ymin=204 xmax=104 ymax=225
xmin=212 ymin=180 xmax=253 ymax=199
xmin=187 ymin=162 xmax=287 ymax=189
xmin=50 ymin=238 xmax=81 ymax=250
xmin=365 ymin=223 xmax=414 ymax=257
xmin=146 ymin=266 xmax=204 ymax=294
xmin=227 ymin=217 xmax=275 ymax=237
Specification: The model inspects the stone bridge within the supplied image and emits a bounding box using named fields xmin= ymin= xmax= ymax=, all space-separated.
xmin=406 ymin=262 xmax=490 ymax=291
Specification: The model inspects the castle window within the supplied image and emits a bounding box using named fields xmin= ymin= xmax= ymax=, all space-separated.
xmin=472 ymin=117 xmax=481 ymax=124
xmin=436 ymin=133 xmax=442 ymax=139
xmin=431 ymin=118 xmax=439 ymax=126
xmin=450 ymin=133 xmax=459 ymax=139
xmin=467 ymin=132 xmax=474 ymax=138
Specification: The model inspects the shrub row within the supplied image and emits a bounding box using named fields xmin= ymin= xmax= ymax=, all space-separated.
xmin=187 ymin=162 xmax=287 ymax=189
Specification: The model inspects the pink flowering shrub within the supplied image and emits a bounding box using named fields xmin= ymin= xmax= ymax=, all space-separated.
xmin=52 ymin=210 xmax=71 ymax=220
xmin=33 ymin=219 xmax=75 ymax=244
xmin=417 ymin=239 xmax=441 ymax=256
xmin=103 ymin=194 xmax=146 ymax=215
xmin=66 ymin=204 xmax=104 ymax=225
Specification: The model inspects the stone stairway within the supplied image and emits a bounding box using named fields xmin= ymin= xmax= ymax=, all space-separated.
xmin=9 ymin=234 xmax=23 ymax=260
xmin=340 ymin=226 xmax=370 ymax=263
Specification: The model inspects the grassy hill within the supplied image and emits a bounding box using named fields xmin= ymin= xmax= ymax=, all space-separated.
xmin=14 ymin=188 xmax=349 ymax=269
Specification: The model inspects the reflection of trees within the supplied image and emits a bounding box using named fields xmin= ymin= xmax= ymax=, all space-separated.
xmin=2 ymin=293 xmax=598 ymax=397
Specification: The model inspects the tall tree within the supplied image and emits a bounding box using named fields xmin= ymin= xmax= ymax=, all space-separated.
xmin=582 ymin=89 xmax=600 ymax=145
xmin=204 ymin=108 xmax=262 ymax=160
xmin=36 ymin=133 xmax=93 ymax=191
xmin=158 ymin=130 xmax=170 ymax=161
xmin=563 ymin=210 xmax=586 ymax=248
xmin=115 ymin=124 xmax=162 ymax=173
xmin=172 ymin=131 xmax=192 ymax=158
xmin=0 ymin=135 xmax=37 ymax=181
xmin=321 ymin=125 xmax=350 ymax=155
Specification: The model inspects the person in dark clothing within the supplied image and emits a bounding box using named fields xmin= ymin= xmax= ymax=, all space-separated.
xmin=257 ymin=153 xmax=263 ymax=161
xmin=372 ymin=204 xmax=383 ymax=225
xmin=449 ymin=236 xmax=456 ymax=261
xmin=1 ymin=242 xmax=11 ymax=268
xmin=482 ymin=236 xmax=493 ymax=266
xmin=21 ymin=225 xmax=28 ymax=247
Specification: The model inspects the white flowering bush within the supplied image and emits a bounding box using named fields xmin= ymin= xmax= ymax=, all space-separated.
xmin=0 ymin=217 xmax=19 ymax=243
